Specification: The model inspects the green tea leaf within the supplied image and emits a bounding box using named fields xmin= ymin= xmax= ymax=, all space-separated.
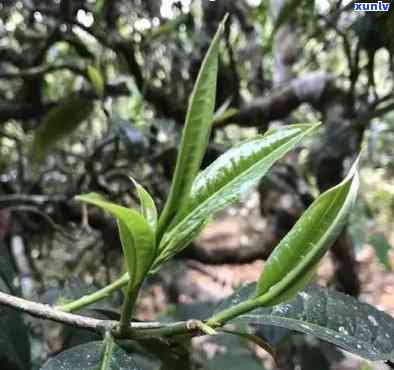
xmin=200 ymin=334 xmax=266 ymax=370
xmin=157 ymin=16 xmax=227 ymax=236
xmin=203 ymin=353 xmax=264 ymax=370
xmin=215 ymin=284 xmax=394 ymax=362
xmin=76 ymin=193 xmax=155 ymax=288
xmin=32 ymin=95 xmax=94 ymax=161
xmin=87 ymin=65 xmax=104 ymax=97
xmin=40 ymin=341 xmax=154 ymax=370
xmin=137 ymin=338 xmax=191 ymax=370
xmin=130 ymin=177 xmax=158 ymax=230
xmin=255 ymin=160 xmax=359 ymax=304
xmin=156 ymin=124 xmax=318 ymax=265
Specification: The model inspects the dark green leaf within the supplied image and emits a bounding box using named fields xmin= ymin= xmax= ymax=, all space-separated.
xmin=255 ymin=160 xmax=359 ymax=304
xmin=138 ymin=338 xmax=191 ymax=370
xmin=0 ymin=242 xmax=17 ymax=293
xmin=292 ymin=337 xmax=341 ymax=370
xmin=203 ymin=353 xmax=264 ymax=370
xmin=32 ymin=95 xmax=94 ymax=161
xmin=0 ymin=243 xmax=31 ymax=370
xmin=157 ymin=17 xmax=227 ymax=236
xmin=62 ymin=324 xmax=101 ymax=350
xmin=40 ymin=341 xmax=155 ymax=370
xmin=76 ymin=193 xmax=155 ymax=289
xmin=216 ymin=283 xmax=394 ymax=362
xmin=199 ymin=334 xmax=266 ymax=370
xmin=156 ymin=124 xmax=318 ymax=265
xmin=368 ymin=233 xmax=392 ymax=272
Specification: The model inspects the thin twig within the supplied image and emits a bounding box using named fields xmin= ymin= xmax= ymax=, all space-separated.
xmin=0 ymin=290 xmax=113 ymax=333
xmin=0 ymin=290 xmax=196 ymax=338
xmin=0 ymin=194 xmax=67 ymax=208
xmin=0 ymin=64 xmax=85 ymax=79
xmin=7 ymin=206 xmax=76 ymax=241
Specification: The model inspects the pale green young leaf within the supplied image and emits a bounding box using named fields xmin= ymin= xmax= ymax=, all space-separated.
xmin=76 ymin=193 xmax=155 ymax=289
xmin=155 ymin=124 xmax=318 ymax=266
xmin=87 ymin=65 xmax=104 ymax=97
xmin=130 ymin=177 xmax=158 ymax=230
xmin=157 ymin=16 xmax=227 ymax=237
xmin=255 ymin=159 xmax=359 ymax=304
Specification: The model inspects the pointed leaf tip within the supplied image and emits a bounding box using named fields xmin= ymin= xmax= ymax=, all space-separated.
xmin=157 ymin=17 xmax=225 ymax=236
xmin=129 ymin=177 xmax=158 ymax=231
xmin=255 ymin=158 xmax=359 ymax=304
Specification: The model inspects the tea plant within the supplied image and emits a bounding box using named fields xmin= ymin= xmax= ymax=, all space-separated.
xmin=1 ymin=17 xmax=394 ymax=370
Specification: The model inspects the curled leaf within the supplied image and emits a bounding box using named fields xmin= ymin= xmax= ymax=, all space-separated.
xmin=130 ymin=177 xmax=158 ymax=230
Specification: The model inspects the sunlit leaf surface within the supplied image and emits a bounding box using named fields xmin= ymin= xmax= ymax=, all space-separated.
xmin=157 ymin=124 xmax=318 ymax=264
xmin=157 ymin=17 xmax=226 ymax=236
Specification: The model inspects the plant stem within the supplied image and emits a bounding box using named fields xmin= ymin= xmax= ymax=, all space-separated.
xmin=57 ymin=273 xmax=129 ymax=312
xmin=0 ymin=290 xmax=114 ymax=333
xmin=206 ymin=297 xmax=262 ymax=328
xmin=117 ymin=280 xmax=140 ymax=336
xmin=119 ymin=319 xmax=208 ymax=339
xmin=0 ymin=289 xmax=194 ymax=335
xmin=100 ymin=332 xmax=115 ymax=370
